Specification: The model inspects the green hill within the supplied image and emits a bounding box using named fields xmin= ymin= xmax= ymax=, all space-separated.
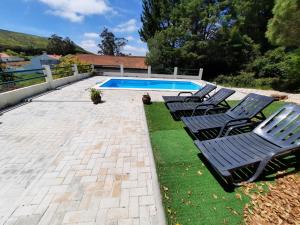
xmin=0 ymin=29 xmax=87 ymax=54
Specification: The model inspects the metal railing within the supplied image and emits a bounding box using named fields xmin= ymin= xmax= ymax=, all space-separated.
xmin=151 ymin=67 xmax=174 ymax=75
xmin=77 ymin=64 xmax=92 ymax=74
xmin=94 ymin=64 xmax=122 ymax=74
xmin=0 ymin=68 xmax=46 ymax=93
xmin=177 ymin=68 xmax=199 ymax=76
xmin=51 ymin=65 xmax=73 ymax=80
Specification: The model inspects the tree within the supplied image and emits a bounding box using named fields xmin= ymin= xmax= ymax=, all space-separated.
xmin=98 ymin=28 xmax=127 ymax=56
xmin=139 ymin=0 xmax=180 ymax=42
xmin=63 ymin=37 xmax=76 ymax=55
xmin=266 ymin=0 xmax=300 ymax=47
xmin=47 ymin=34 xmax=76 ymax=55
xmin=145 ymin=0 xmax=259 ymax=77
xmin=232 ymin=0 xmax=275 ymax=52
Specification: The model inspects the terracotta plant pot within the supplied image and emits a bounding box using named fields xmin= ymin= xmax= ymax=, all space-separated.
xmin=142 ymin=94 xmax=151 ymax=105
xmin=270 ymin=93 xmax=288 ymax=101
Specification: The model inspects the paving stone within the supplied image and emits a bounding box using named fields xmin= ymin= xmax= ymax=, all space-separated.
xmin=129 ymin=188 xmax=147 ymax=197
xmin=15 ymin=215 xmax=41 ymax=225
xmin=99 ymin=198 xmax=119 ymax=209
xmin=107 ymin=208 xmax=128 ymax=219
xmin=139 ymin=196 xmax=155 ymax=206
xmin=80 ymin=176 xmax=97 ymax=183
xmin=37 ymin=203 xmax=59 ymax=225
xmin=62 ymin=210 xmax=97 ymax=224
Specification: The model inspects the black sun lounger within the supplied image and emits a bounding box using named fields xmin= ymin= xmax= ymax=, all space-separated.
xmin=166 ymin=88 xmax=235 ymax=119
xmin=182 ymin=93 xmax=274 ymax=140
xmin=162 ymin=83 xmax=216 ymax=103
xmin=195 ymin=104 xmax=300 ymax=185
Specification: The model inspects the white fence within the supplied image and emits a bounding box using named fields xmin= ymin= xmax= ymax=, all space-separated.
xmin=96 ymin=65 xmax=204 ymax=80
xmin=0 ymin=64 xmax=93 ymax=110
xmin=0 ymin=64 xmax=204 ymax=110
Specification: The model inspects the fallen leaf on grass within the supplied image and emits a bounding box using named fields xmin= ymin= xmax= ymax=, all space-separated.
xmin=235 ymin=193 xmax=242 ymax=201
xmin=227 ymin=207 xmax=240 ymax=216
xmin=164 ymin=193 xmax=169 ymax=200
xmin=243 ymin=174 xmax=300 ymax=225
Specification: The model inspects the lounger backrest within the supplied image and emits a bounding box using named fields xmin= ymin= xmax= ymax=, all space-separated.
xmin=226 ymin=93 xmax=274 ymax=119
xmin=254 ymin=104 xmax=300 ymax=148
xmin=194 ymin=84 xmax=216 ymax=97
xmin=204 ymin=88 xmax=235 ymax=105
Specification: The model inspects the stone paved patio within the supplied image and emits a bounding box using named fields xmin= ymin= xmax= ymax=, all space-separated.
xmin=0 ymin=76 xmax=169 ymax=225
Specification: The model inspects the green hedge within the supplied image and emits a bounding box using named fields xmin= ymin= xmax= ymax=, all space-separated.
xmin=214 ymin=47 xmax=300 ymax=92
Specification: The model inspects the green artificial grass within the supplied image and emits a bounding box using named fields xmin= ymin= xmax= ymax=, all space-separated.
xmin=145 ymin=100 xmax=286 ymax=225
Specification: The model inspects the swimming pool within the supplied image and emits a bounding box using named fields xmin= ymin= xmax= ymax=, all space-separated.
xmin=99 ymin=78 xmax=201 ymax=91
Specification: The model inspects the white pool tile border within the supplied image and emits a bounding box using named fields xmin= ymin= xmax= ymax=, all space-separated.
xmin=94 ymin=77 xmax=203 ymax=92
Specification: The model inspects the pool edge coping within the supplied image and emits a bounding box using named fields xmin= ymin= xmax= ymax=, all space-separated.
xmin=93 ymin=77 xmax=204 ymax=92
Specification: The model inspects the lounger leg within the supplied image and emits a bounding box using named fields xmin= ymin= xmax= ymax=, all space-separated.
xmin=233 ymin=159 xmax=271 ymax=186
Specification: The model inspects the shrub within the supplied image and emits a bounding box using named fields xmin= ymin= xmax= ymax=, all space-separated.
xmin=52 ymin=55 xmax=91 ymax=78
xmin=90 ymin=88 xmax=102 ymax=104
xmin=242 ymin=47 xmax=300 ymax=92
xmin=270 ymin=49 xmax=300 ymax=92
xmin=246 ymin=47 xmax=287 ymax=78
xmin=214 ymin=72 xmax=274 ymax=89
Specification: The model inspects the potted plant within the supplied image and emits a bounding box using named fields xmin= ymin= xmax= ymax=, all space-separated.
xmin=142 ymin=93 xmax=151 ymax=104
xmin=90 ymin=88 xmax=102 ymax=104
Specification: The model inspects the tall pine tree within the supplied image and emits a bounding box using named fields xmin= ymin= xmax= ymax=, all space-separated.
xmin=139 ymin=0 xmax=180 ymax=42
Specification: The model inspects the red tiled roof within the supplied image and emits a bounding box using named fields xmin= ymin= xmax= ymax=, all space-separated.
xmin=76 ymin=54 xmax=147 ymax=69
xmin=0 ymin=53 xmax=10 ymax=58
xmin=48 ymin=54 xmax=62 ymax=60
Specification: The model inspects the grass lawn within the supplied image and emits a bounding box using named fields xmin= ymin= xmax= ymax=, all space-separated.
xmin=145 ymin=100 xmax=286 ymax=225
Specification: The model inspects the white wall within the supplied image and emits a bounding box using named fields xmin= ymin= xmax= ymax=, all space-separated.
xmin=0 ymin=72 xmax=91 ymax=110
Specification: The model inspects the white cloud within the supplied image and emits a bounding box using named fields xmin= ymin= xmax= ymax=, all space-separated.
xmin=123 ymin=45 xmax=148 ymax=56
xmin=38 ymin=0 xmax=113 ymax=22
xmin=112 ymin=19 xmax=138 ymax=33
xmin=84 ymin=32 xmax=99 ymax=39
xmin=126 ymin=36 xmax=135 ymax=41
xmin=80 ymin=39 xmax=98 ymax=53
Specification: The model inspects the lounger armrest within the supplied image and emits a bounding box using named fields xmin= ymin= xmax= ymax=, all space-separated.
xmin=184 ymin=96 xmax=203 ymax=102
xmin=225 ymin=117 xmax=250 ymax=126
xmin=204 ymin=107 xmax=228 ymax=115
xmin=192 ymin=103 xmax=216 ymax=116
xmin=217 ymin=118 xmax=251 ymax=138
xmin=223 ymin=122 xmax=256 ymax=136
xmin=178 ymin=91 xmax=193 ymax=96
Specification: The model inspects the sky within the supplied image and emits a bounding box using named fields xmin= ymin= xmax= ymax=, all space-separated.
xmin=0 ymin=0 xmax=148 ymax=56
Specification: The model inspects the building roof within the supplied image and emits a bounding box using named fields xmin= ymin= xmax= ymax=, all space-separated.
xmin=48 ymin=54 xmax=62 ymax=60
xmin=76 ymin=54 xmax=147 ymax=69
xmin=0 ymin=53 xmax=10 ymax=58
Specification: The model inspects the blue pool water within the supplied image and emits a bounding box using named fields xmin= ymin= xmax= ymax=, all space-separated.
xmin=100 ymin=78 xmax=201 ymax=90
